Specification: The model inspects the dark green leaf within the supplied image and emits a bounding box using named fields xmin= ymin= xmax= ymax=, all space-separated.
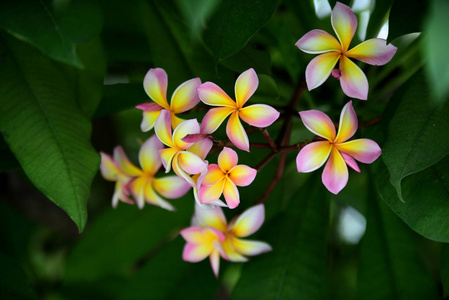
xmin=0 ymin=136 xmax=19 ymax=172
xmin=0 ymin=0 xmax=103 ymax=67
xmin=0 ymin=35 xmax=99 ymax=232
xmin=94 ymin=83 xmax=147 ymax=118
xmin=64 ymin=198 xmax=193 ymax=282
xmin=356 ymin=181 xmax=439 ymax=299
xmin=232 ymin=176 xmax=329 ymax=300
xmin=117 ymin=237 xmax=220 ymax=300
xmin=388 ymin=0 xmax=428 ymax=41
xmin=422 ymin=0 xmax=449 ymax=103
xmin=175 ymin=0 xmax=220 ymax=39
xmin=365 ymin=0 xmax=393 ymax=39
xmin=382 ymin=71 xmax=449 ymax=201
xmin=221 ymin=42 xmax=272 ymax=75
xmin=203 ymin=0 xmax=279 ymax=62
xmin=375 ymin=156 xmax=449 ymax=242
xmin=441 ymin=244 xmax=449 ymax=297
xmin=0 ymin=251 xmax=37 ymax=300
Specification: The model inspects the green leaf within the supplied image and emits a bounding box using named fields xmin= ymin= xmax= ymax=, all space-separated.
xmin=388 ymin=0 xmax=428 ymax=41
xmin=365 ymin=0 xmax=393 ymax=39
xmin=356 ymin=181 xmax=439 ymax=299
xmin=0 ymin=35 xmax=99 ymax=232
xmin=116 ymin=237 xmax=220 ymax=300
xmin=232 ymin=176 xmax=329 ymax=300
xmin=203 ymin=0 xmax=279 ymax=62
xmin=0 ymin=0 xmax=102 ymax=68
xmin=375 ymin=156 xmax=449 ymax=242
xmin=382 ymin=71 xmax=449 ymax=201
xmin=94 ymin=83 xmax=147 ymax=118
xmin=0 ymin=251 xmax=37 ymax=300
xmin=64 ymin=198 xmax=193 ymax=283
xmin=175 ymin=0 xmax=220 ymax=39
xmin=422 ymin=0 xmax=449 ymax=104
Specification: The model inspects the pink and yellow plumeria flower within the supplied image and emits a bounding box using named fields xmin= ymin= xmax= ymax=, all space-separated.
xmin=197 ymin=68 xmax=280 ymax=152
xmin=100 ymin=148 xmax=136 ymax=208
xmin=295 ymin=2 xmax=397 ymax=100
xmin=136 ymin=68 xmax=201 ymax=131
xmin=296 ymin=101 xmax=381 ymax=194
xmin=198 ymin=147 xmax=257 ymax=209
xmin=181 ymin=203 xmax=271 ymax=277
xmin=155 ymin=110 xmax=212 ymax=187
xmin=101 ymin=135 xmax=191 ymax=210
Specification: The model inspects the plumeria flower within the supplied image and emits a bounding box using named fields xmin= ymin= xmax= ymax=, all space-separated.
xmin=181 ymin=203 xmax=271 ymax=277
xmin=198 ymin=147 xmax=257 ymax=209
xmin=136 ymin=68 xmax=201 ymax=131
xmin=155 ymin=110 xmax=212 ymax=187
xmin=296 ymin=101 xmax=381 ymax=194
xmin=197 ymin=68 xmax=280 ymax=152
xmin=100 ymin=148 xmax=136 ymax=208
xmin=295 ymin=2 xmax=397 ymax=100
xmin=101 ymin=135 xmax=191 ymax=210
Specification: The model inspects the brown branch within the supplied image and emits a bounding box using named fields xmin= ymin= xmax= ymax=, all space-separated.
xmin=257 ymin=151 xmax=287 ymax=204
xmin=260 ymin=128 xmax=277 ymax=151
xmin=255 ymin=151 xmax=277 ymax=171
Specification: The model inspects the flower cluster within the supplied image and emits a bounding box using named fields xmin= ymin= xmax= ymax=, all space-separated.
xmin=99 ymin=1 xmax=395 ymax=278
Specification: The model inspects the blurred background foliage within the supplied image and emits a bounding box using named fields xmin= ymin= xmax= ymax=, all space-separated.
xmin=0 ymin=0 xmax=448 ymax=299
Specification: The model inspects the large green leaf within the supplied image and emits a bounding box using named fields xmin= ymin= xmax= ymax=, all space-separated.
xmin=365 ymin=0 xmax=393 ymax=39
xmin=0 ymin=0 xmax=103 ymax=68
xmin=232 ymin=176 xmax=329 ymax=300
xmin=356 ymin=181 xmax=439 ymax=299
xmin=94 ymin=83 xmax=146 ymax=118
xmin=375 ymin=156 xmax=449 ymax=242
xmin=64 ymin=198 xmax=193 ymax=283
xmin=422 ymin=0 xmax=449 ymax=104
xmin=382 ymin=71 xmax=449 ymax=201
xmin=388 ymin=0 xmax=428 ymax=41
xmin=116 ymin=237 xmax=220 ymax=300
xmin=0 ymin=251 xmax=37 ymax=300
xmin=441 ymin=245 xmax=449 ymax=297
xmin=203 ymin=0 xmax=279 ymax=62
xmin=0 ymin=35 xmax=99 ymax=232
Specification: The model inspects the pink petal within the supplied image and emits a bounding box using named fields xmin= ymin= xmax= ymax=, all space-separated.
xmin=322 ymin=147 xmax=348 ymax=195
xmin=234 ymin=68 xmax=259 ymax=108
xmin=331 ymin=2 xmax=357 ymax=52
xmin=218 ymin=147 xmax=238 ymax=172
xmin=159 ymin=148 xmax=178 ymax=173
xmin=178 ymin=151 xmax=208 ymax=175
xmin=135 ymin=102 xmax=162 ymax=112
xmin=228 ymin=165 xmax=257 ymax=187
xmin=193 ymin=203 xmax=227 ymax=233
xmin=173 ymin=119 xmax=200 ymax=150
xmin=341 ymin=152 xmax=360 ymax=173
xmin=339 ymin=55 xmax=369 ymax=100
xmin=295 ymin=29 xmax=342 ymax=54
xmin=198 ymin=179 xmax=225 ymax=204
xmin=143 ymin=68 xmax=170 ymax=109
xmin=202 ymin=164 xmax=225 ymax=186
xmin=230 ymin=237 xmax=272 ymax=256
xmin=296 ymin=141 xmax=332 ymax=173
xmin=100 ymin=152 xmax=121 ymax=181
xmin=173 ymin=155 xmax=197 ymax=187
xmin=346 ymin=38 xmax=398 ymax=66
xmin=200 ymin=106 xmax=235 ymax=134
xmin=188 ymin=138 xmax=213 ymax=160
xmin=113 ymin=146 xmax=143 ymax=177
xmin=223 ymin=179 xmax=240 ymax=209
xmin=112 ymin=181 xmax=134 ymax=208
xmin=226 ymin=112 xmax=250 ymax=152
xmin=298 ymin=110 xmax=336 ymax=140
xmin=153 ymin=175 xmax=191 ymax=199
xmin=170 ymin=77 xmax=202 ymax=113
xmin=238 ymin=104 xmax=280 ymax=128
xmin=154 ymin=110 xmax=174 ymax=147
xmin=182 ymin=134 xmax=207 ymax=143
xmin=210 ymin=250 xmax=221 ymax=278
xmin=335 ymin=138 xmax=381 ymax=164
xmin=182 ymin=243 xmax=212 ymax=262
xmin=335 ymin=101 xmax=358 ymax=144
xmin=197 ymin=82 xmax=237 ymax=108
xmin=145 ymin=183 xmax=175 ymax=211
xmin=230 ymin=204 xmax=265 ymax=237
xmin=180 ymin=226 xmax=205 ymax=244
xmin=139 ymin=110 xmax=162 ymax=132
xmin=139 ymin=135 xmax=163 ymax=175
xmin=305 ymin=52 xmax=341 ymax=91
